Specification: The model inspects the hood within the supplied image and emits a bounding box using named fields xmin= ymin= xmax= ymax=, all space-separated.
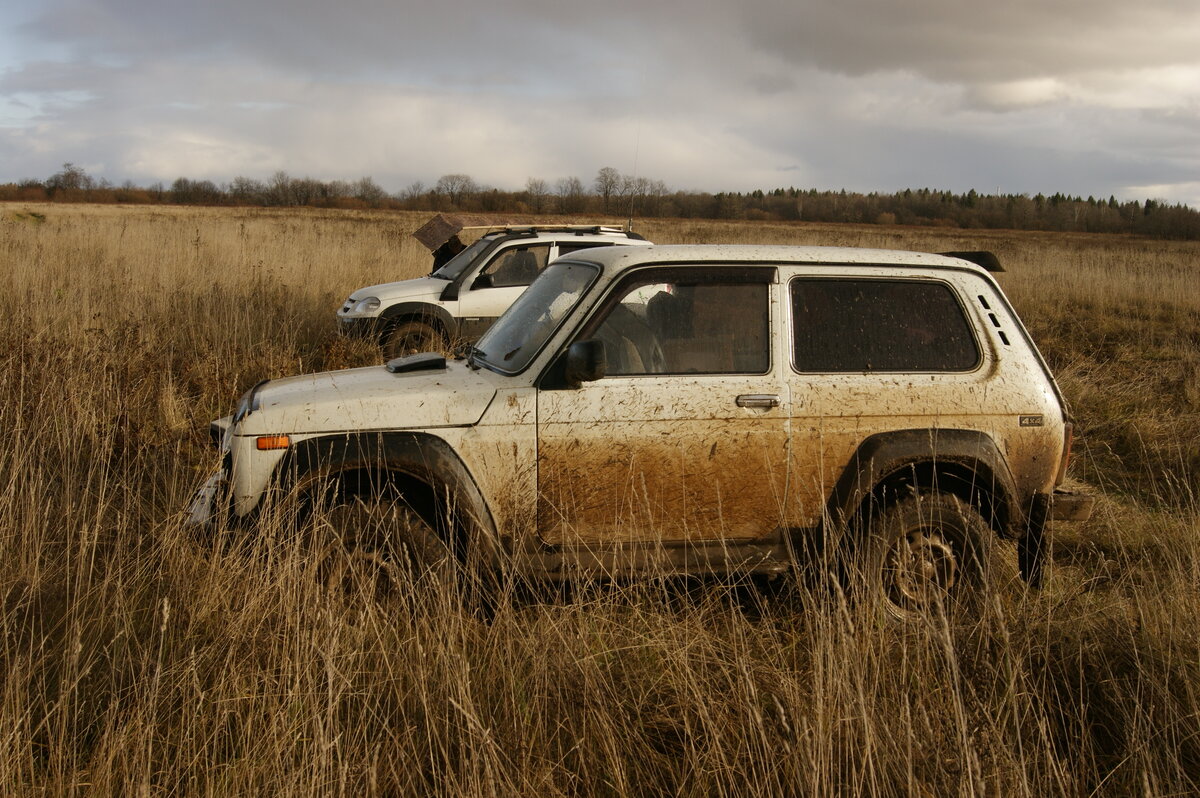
xmin=236 ymin=360 xmax=498 ymax=436
xmin=347 ymin=276 xmax=447 ymax=304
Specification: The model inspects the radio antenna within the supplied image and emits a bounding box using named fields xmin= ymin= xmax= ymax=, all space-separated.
xmin=621 ymin=55 xmax=650 ymax=233
xmin=626 ymin=116 xmax=642 ymax=232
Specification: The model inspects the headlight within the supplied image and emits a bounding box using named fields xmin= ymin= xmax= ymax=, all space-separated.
xmin=351 ymin=296 xmax=381 ymax=315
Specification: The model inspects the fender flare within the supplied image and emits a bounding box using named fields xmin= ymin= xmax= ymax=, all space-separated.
xmin=824 ymin=428 xmax=1022 ymax=542
xmin=378 ymin=302 xmax=458 ymax=342
xmin=275 ymin=430 xmax=501 ymax=565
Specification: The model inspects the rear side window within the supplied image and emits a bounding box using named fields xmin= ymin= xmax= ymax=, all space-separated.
xmin=556 ymin=242 xmax=612 ymax=257
xmin=791 ymin=278 xmax=980 ymax=372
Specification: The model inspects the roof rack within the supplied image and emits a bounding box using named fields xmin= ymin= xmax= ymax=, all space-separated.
xmin=413 ymin=213 xmax=632 ymax=250
xmin=497 ymin=224 xmax=628 ymax=234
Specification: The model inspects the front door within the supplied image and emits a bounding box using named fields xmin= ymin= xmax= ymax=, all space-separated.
xmin=536 ymin=267 xmax=789 ymax=545
xmin=457 ymin=244 xmax=552 ymax=339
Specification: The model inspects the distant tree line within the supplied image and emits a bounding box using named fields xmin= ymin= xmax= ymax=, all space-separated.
xmin=5 ymin=162 xmax=1200 ymax=240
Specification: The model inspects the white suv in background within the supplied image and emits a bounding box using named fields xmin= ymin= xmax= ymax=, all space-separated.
xmin=337 ymin=221 xmax=650 ymax=359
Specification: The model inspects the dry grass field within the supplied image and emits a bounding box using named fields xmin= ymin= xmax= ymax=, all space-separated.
xmin=1 ymin=203 xmax=1198 ymax=796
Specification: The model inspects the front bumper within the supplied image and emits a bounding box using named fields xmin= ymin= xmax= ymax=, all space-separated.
xmin=337 ymin=315 xmax=383 ymax=339
xmin=187 ymin=468 xmax=227 ymax=528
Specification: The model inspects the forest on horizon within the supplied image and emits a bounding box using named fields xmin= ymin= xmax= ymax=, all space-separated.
xmin=5 ymin=161 xmax=1200 ymax=240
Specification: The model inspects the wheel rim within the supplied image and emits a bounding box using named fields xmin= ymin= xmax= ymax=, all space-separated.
xmin=393 ymin=334 xmax=430 ymax=357
xmin=883 ymin=526 xmax=959 ymax=613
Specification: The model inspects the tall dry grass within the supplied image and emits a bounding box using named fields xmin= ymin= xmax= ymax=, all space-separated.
xmin=1 ymin=203 xmax=1199 ymax=795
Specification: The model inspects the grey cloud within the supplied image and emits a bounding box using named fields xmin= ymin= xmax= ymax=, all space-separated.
xmin=18 ymin=0 xmax=629 ymax=83
xmin=18 ymin=0 xmax=1200 ymax=88
xmin=738 ymin=0 xmax=1200 ymax=84
xmin=3 ymin=0 xmax=1200 ymax=207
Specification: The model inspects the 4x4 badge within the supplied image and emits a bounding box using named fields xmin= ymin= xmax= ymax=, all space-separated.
xmin=1020 ymin=415 xmax=1044 ymax=427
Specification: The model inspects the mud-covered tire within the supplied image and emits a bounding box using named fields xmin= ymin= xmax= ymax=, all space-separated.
xmin=858 ymin=493 xmax=992 ymax=622
xmin=312 ymin=495 xmax=456 ymax=605
xmin=382 ymin=318 xmax=446 ymax=360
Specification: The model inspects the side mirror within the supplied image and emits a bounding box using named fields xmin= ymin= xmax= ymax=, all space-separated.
xmin=564 ymin=339 xmax=606 ymax=388
xmin=472 ymin=272 xmax=494 ymax=290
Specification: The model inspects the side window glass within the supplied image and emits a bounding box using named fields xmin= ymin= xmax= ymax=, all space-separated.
xmin=592 ymin=278 xmax=770 ymax=376
xmin=792 ymin=279 xmax=980 ymax=372
xmin=481 ymin=245 xmax=550 ymax=287
xmin=556 ymin=242 xmax=610 ymax=257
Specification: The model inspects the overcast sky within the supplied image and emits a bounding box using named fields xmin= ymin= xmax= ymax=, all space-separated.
xmin=3 ymin=0 xmax=1199 ymax=206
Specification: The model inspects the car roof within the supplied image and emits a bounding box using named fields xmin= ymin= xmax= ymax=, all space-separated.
xmin=557 ymin=244 xmax=999 ymax=274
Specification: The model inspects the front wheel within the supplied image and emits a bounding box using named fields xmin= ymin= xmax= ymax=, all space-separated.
xmin=859 ymin=493 xmax=991 ymax=622
xmin=382 ymin=318 xmax=447 ymax=360
xmin=313 ymin=494 xmax=456 ymax=605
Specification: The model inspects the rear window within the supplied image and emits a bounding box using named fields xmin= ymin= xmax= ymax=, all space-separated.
xmin=791 ymin=278 xmax=980 ymax=372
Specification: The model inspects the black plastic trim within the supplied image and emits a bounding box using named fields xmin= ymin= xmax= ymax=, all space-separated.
xmin=386 ymin=352 xmax=447 ymax=373
xmin=377 ymin=302 xmax=459 ymax=342
xmin=825 ymin=428 xmax=1021 ymax=541
xmin=276 ymin=431 xmax=502 ymax=564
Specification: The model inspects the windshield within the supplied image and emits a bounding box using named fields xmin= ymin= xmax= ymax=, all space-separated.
xmin=431 ymin=237 xmax=492 ymax=280
xmin=473 ymin=261 xmax=599 ymax=374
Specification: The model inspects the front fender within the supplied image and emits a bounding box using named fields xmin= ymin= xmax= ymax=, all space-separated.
xmin=276 ymin=431 xmax=500 ymax=563
xmin=379 ymin=302 xmax=458 ymax=341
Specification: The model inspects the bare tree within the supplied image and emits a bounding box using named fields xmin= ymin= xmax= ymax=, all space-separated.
xmin=229 ymin=176 xmax=266 ymax=203
xmin=525 ymin=177 xmax=549 ymax=213
xmin=616 ymin=175 xmax=653 ymax=216
xmin=290 ymin=177 xmax=321 ymax=206
xmin=323 ymin=180 xmax=353 ymax=200
xmin=267 ymin=171 xmax=294 ymax=206
xmin=435 ymin=173 xmax=477 ymax=208
xmin=46 ymin=162 xmax=94 ymax=195
xmin=170 ymin=177 xmax=221 ymax=204
xmin=353 ymin=176 xmax=387 ymax=205
xmin=644 ymin=179 xmax=669 ymax=215
xmin=556 ymin=176 xmax=585 ymax=214
xmin=401 ymin=181 xmax=426 ymax=201
xmin=594 ymin=166 xmax=620 ymax=213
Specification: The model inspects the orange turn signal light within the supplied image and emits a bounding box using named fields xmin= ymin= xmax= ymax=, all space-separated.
xmin=255 ymin=435 xmax=291 ymax=451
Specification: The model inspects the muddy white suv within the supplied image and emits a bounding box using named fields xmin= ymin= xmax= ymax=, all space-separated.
xmin=337 ymin=218 xmax=650 ymax=358
xmin=194 ymin=245 xmax=1092 ymax=616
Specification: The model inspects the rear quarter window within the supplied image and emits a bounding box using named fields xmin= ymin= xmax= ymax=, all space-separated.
xmin=791 ymin=278 xmax=980 ymax=373
xmin=556 ymin=242 xmax=612 ymax=257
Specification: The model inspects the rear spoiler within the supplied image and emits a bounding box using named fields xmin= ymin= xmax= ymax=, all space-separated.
xmin=939 ymin=251 xmax=1004 ymax=273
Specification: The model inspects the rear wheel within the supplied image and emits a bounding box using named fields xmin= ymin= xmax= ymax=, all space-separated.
xmin=859 ymin=493 xmax=991 ymax=622
xmin=382 ymin=318 xmax=446 ymax=360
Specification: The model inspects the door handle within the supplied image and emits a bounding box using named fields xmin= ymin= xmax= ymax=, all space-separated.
xmin=736 ymin=394 xmax=780 ymax=409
